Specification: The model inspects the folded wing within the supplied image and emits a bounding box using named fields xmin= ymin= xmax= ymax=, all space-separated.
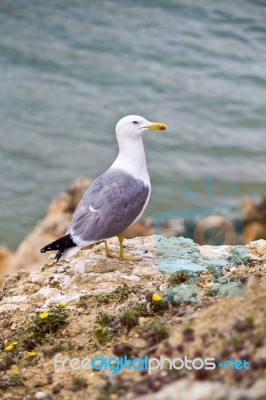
xmin=69 ymin=169 xmax=150 ymax=246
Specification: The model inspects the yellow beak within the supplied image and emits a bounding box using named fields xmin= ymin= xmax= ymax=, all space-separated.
xmin=145 ymin=122 xmax=168 ymax=131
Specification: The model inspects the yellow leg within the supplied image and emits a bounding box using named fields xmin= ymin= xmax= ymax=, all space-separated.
xmin=118 ymin=232 xmax=141 ymax=262
xmin=104 ymin=240 xmax=117 ymax=258
xmin=104 ymin=234 xmax=141 ymax=261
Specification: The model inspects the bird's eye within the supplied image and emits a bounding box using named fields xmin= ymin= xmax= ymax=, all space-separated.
xmin=132 ymin=121 xmax=139 ymax=125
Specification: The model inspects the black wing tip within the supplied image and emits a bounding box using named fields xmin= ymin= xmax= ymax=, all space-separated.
xmin=40 ymin=247 xmax=62 ymax=263
xmin=40 ymin=234 xmax=75 ymax=259
xmin=54 ymin=250 xmax=63 ymax=262
xmin=40 ymin=245 xmax=52 ymax=253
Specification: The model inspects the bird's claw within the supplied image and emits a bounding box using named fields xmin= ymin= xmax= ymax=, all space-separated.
xmin=104 ymin=250 xmax=118 ymax=258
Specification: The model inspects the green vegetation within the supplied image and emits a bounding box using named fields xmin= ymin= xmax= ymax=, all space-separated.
xmin=94 ymin=284 xmax=140 ymax=304
xmin=167 ymin=271 xmax=189 ymax=286
xmin=70 ymin=376 xmax=88 ymax=392
xmin=139 ymin=320 xmax=169 ymax=345
xmin=92 ymin=326 xmax=113 ymax=344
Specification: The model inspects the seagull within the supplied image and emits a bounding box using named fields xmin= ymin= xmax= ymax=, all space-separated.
xmin=40 ymin=115 xmax=168 ymax=262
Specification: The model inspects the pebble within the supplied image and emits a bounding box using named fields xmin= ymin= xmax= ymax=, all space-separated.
xmin=34 ymin=392 xmax=48 ymax=400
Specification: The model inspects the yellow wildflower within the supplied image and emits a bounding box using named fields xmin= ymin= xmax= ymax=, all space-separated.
xmin=13 ymin=369 xmax=20 ymax=375
xmin=152 ymin=294 xmax=163 ymax=302
xmin=96 ymin=326 xmax=102 ymax=331
xmin=28 ymin=351 xmax=37 ymax=358
xmin=11 ymin=341 xmax=18 ymax=346
xmin=59 ymin=301 xmax=66 ymax=308
xmin=39 ymin=312 xmax=49 ymax=319
xmin=4 ymin=344 xmax=14 ymax=351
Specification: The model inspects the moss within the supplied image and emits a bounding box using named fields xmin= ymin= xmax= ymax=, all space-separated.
xmin=167 ymin=271 xmax=189 ymax=286
xmin=205 ymin=289 xmax=214 ymax=297
xmin=206 ymin=265 xmax=217 ymax=275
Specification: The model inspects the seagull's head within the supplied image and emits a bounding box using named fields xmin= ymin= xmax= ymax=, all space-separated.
xmin=115 ymin=115 xmax=168 ymax=142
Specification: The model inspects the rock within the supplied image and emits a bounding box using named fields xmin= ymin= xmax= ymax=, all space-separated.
xmin=135 ymin=378 xmax=266 ymax=400
xmin=135 ymin=379 xmax=230 ymax=400
xmin=83 ymin=259 xmax=119 ymax=274
xmin=0 ymin=236 xmax=266 ymax=399
xmin=242 ymin=195 xmax=266 ymax=242
xmin=132 ymin=338 xmax=147 ymax=349
xmin=34 ymin=392 xmax=49 ymax=400
xmin=248 ymin=379 xmax=266 ymax=400
xmin=0 ymin=246 xmax=13 ymax=277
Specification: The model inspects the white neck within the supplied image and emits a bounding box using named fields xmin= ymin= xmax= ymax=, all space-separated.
xmin=110 ymin=137 xmax=150 ymax=185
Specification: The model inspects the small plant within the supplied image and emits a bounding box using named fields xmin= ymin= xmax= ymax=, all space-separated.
xmin=26 ymin=351 xmax=38 ymax=366
xmin=42 ymin=339 xmax=66 ymax=357
xmin=139 ymin=320 xmax=169 ymax=345
xmin=231 ymin=334 xmax=245 ymax=351
xmin=167 ymin=271 xmax=189 ymax=286
xmin=9 ymin=369 xmax=24 ymax=386
xmin=30 ymin=306 xmax=67 ymax=337
xmin=0 ymin=369 xmax=25 ymax=388
xmin=245 ymin=314 xmax=255 ymax=329
xmin=183 ymin=326 xmax=195 ymax=342
xmin=113 ymin=343 xmax=133 ymax=357
xmin=232 ymin=315 xmax=255 ymax=333
xmin=0 ymin=303 xmax=68 ymax=372
xmin=0 ymin=341 xmax=20 ymax=370
xmin=70 ymin=376 xmax=88 ymax=392
xmin=96 ymin=312 xmax=111 ymax=327
xmin=120 ymin=301 xmax=146 ymax=329
xmin=77 ymin=297 xmax=90 ymax=309
xmin=150 ymin=294 xmax=168 ymax=313
xmin=120 ymin=308 xmax=140 ymax=329
xmin=15 ymin=305 xmax=68 ymax=351
xmin=66 ymin=340 xmax=76 ymax=351
xmin=92 ymin=326 xmax=113 ymax=344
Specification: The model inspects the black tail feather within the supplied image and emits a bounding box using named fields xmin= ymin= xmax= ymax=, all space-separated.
xmin=40 ymin=234 xmax=76 ymax=257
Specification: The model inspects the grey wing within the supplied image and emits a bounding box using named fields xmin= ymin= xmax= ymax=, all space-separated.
xmin=69 ymin=169 xmax=150 ymax=245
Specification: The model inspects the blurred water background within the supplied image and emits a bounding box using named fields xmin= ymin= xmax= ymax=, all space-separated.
xmin=0 ymin=0 xmax=265 ymax=250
